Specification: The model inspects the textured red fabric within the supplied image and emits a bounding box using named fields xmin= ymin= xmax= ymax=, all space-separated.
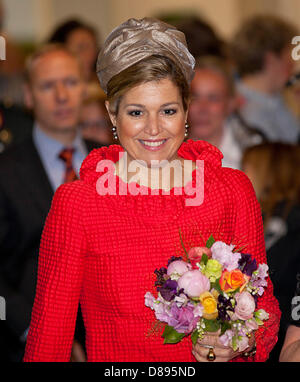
xmin=23 ymin=140 xmax=280 ymax=362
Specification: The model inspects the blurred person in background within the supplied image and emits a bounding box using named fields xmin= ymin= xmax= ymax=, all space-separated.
xmin=242 ymin=142 xmax=300 ymax=361
xmin=0 ymin=44 xmax=105 ymax=362
xmin=0 ymin=0 xmax=33 ymax=151
xmin=187 ymin=56 xmax=264 ymax=169
xmin=79 ymin=93 xmax=113 ymax=145
xmin=284 ymin=70 xmax=300 ymax=122
xmin=280 ymin=277 xmax=300 ymax=362
xmin=231 ymin=15 xmax=299 ymax=144
xmin=0 ymin=101 xmax=33 ymax=153
xmin=160 ymin=15 xmax=227 ymax=60
xmin=0 ymin=0 xmax=27 ymax=107
xmin=48 ymin=19 xmax=101 ymax=98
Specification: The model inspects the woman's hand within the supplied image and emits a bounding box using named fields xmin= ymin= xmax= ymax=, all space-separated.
xmin=70 ymin=340 xmax=87 ymax=362
xmin=192 ymin=330 xmax=255 ymax=362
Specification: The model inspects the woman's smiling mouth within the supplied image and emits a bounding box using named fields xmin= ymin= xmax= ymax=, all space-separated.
xmin=139 ymin=139 xmax=168 ymax=150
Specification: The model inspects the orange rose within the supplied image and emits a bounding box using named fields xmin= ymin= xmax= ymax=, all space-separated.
xmin=219 ymin=269 xmax=249 ymax=293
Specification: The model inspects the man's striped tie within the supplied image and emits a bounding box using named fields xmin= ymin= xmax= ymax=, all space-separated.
xmin=58 ymin=148 xmax=78 ymax=183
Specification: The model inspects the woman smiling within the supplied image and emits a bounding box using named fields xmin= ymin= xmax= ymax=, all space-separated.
xmin=23 ymin=18 xmax=280 ymax=362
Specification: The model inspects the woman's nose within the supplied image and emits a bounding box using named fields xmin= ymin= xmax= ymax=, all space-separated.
xmin=144 ymin=114 xmax=161 ymax=136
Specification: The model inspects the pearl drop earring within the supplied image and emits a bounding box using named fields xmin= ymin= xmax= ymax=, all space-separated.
xmin=112 ymin=126 xmax=118 ymax=140
xmin=184 ymin=122 xmax=189 ymax=138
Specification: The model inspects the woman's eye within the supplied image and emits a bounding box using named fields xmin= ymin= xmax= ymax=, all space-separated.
xmin=128 ymin=110 xmax=142 ymax=117
xmin=163 ymin=109 xmax=177 ymax=115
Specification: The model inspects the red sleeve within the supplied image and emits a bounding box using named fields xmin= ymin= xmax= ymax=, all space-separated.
xmin=23 ymin=182 xmax=87 ymax=362
xmin=228 ymin=169 xmax=281 ymax=362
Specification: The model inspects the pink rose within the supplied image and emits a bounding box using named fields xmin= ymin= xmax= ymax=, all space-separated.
xmin=167 ymin=260 xmax=191 ymax=277
xmin=188 ymin=247 xmax=212 ymax=269
xmin=177 ymin=270 xmax=210 ymax=299
xmin=234 ymin=292 xmax=256 ymax=320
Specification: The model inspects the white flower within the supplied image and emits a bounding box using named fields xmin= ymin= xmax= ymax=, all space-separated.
xmin=255 ymin=309 xmax=269 ymax=321
xmin=193 ymin=304 xmax=204 ymax=318
xmin=174 ymin=293 xmax=189 ymax=307
xmin=144 ymin=292 xmax=155 ymax=309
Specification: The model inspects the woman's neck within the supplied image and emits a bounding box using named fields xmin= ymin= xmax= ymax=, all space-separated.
xmin=114 ymin=153 xmax=196 ymax=191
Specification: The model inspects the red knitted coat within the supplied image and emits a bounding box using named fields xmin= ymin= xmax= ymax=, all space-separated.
xmin=23 ymin=140 xmax=280 ymax=362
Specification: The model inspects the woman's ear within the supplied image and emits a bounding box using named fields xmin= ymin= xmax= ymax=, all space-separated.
xmin=105 ymin=100 xmax=117 ymax=127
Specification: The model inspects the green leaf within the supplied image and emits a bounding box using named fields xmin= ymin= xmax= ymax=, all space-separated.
xmin=203 ymin=319 xmax=220 ymax=332
xmin=162 ymin=325 xmax=185 ymax=344
xmin=232 ymin=335 xmax=238 ymax=351
xmin=206 ymin=235 xmax=215 ymax=248
xmin=201 ymin=253 xmax=208 ymax=266
xmin=220 ymin=321 xmax=231 ymax=335
xmin=211 ymin=278 xmax=222 ymax=294
xmin=191 ymin=330 xmax=199 ymax=345
xmin=254 ymin=317 xmax=263 ymax=326
xmin=179 ymin=229 xmax=189 ymax=261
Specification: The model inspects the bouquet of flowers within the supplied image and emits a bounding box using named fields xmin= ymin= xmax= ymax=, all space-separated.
xmin=145 ymin=235 xmax=269 ymax=352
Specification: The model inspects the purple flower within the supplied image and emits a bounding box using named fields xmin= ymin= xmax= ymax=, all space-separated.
xmin=250 ymin=263 xmax=269 ymax=295
xmin=193 ymin=304 xmax=204 ymax=318
xmin=167 ymin=256 xmax=183 ymax=266
xmin=238 ymin=253 xmax=257 ymax=276
xmin=157 ymin=279 xmax=178 ymax=302
xmin=154 ymin=267 xmax=168 ymax=287
xmin=256 ymin=263 xmax=269 ymax=279
xmin=174 ymin=293 xmax=189 ymax=307
xmin=236 ymin=334 xmax=249 ymax=352
xmin=145 ymin=292 xmax=155 ymax=309
xmin=153 ymin=300 xmax=172 ymax=323
xmin=167 ymin=304 xmax=198 ymax=334
xmin=245 ymin=318 xmax=258 ymax=331
xmin=219 ymin=329 xmax=234 ymax=347
xmin=211 ymin=241 xmax=241 ymax=271
xmin=217 ymin=294 xmax=234 ymax=321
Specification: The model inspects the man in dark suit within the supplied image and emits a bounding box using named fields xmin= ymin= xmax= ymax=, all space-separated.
xmin=0 ymin=44 xmax=105 ymax=361
xmin=0 ymin=103 xmax=33 ymax=153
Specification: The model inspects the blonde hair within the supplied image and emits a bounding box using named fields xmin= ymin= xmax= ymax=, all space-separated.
xmin=106 ymin=55 xmax=190 ymax=115
xmin=242 ymin=143 xmax=300 ymax=225
xmin=24 ymin=43 xmax=82 ymax=84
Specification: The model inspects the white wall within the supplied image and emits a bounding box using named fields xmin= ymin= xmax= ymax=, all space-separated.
xmin=2 ymin=0 xmax=300 ymax=44
xmin=2 ymin=0 xmax=108 ymax=43
xmin=2 ymin=0 xmax=41 ymax=41
xmin=104 ymin=0 xmax=241 ymax=39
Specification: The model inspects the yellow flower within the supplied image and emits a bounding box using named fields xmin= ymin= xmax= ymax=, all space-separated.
xmin=211 ymin=289 xmax=219 ymax=300
xmin=199 ymin=291 xmax=218 ymax=320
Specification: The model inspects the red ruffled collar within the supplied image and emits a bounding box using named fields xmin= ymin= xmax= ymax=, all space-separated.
xmin=79 ymin=140 xmax=223 ymax=222
xmin=80 ymin=139 xmax=223 ymax=185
